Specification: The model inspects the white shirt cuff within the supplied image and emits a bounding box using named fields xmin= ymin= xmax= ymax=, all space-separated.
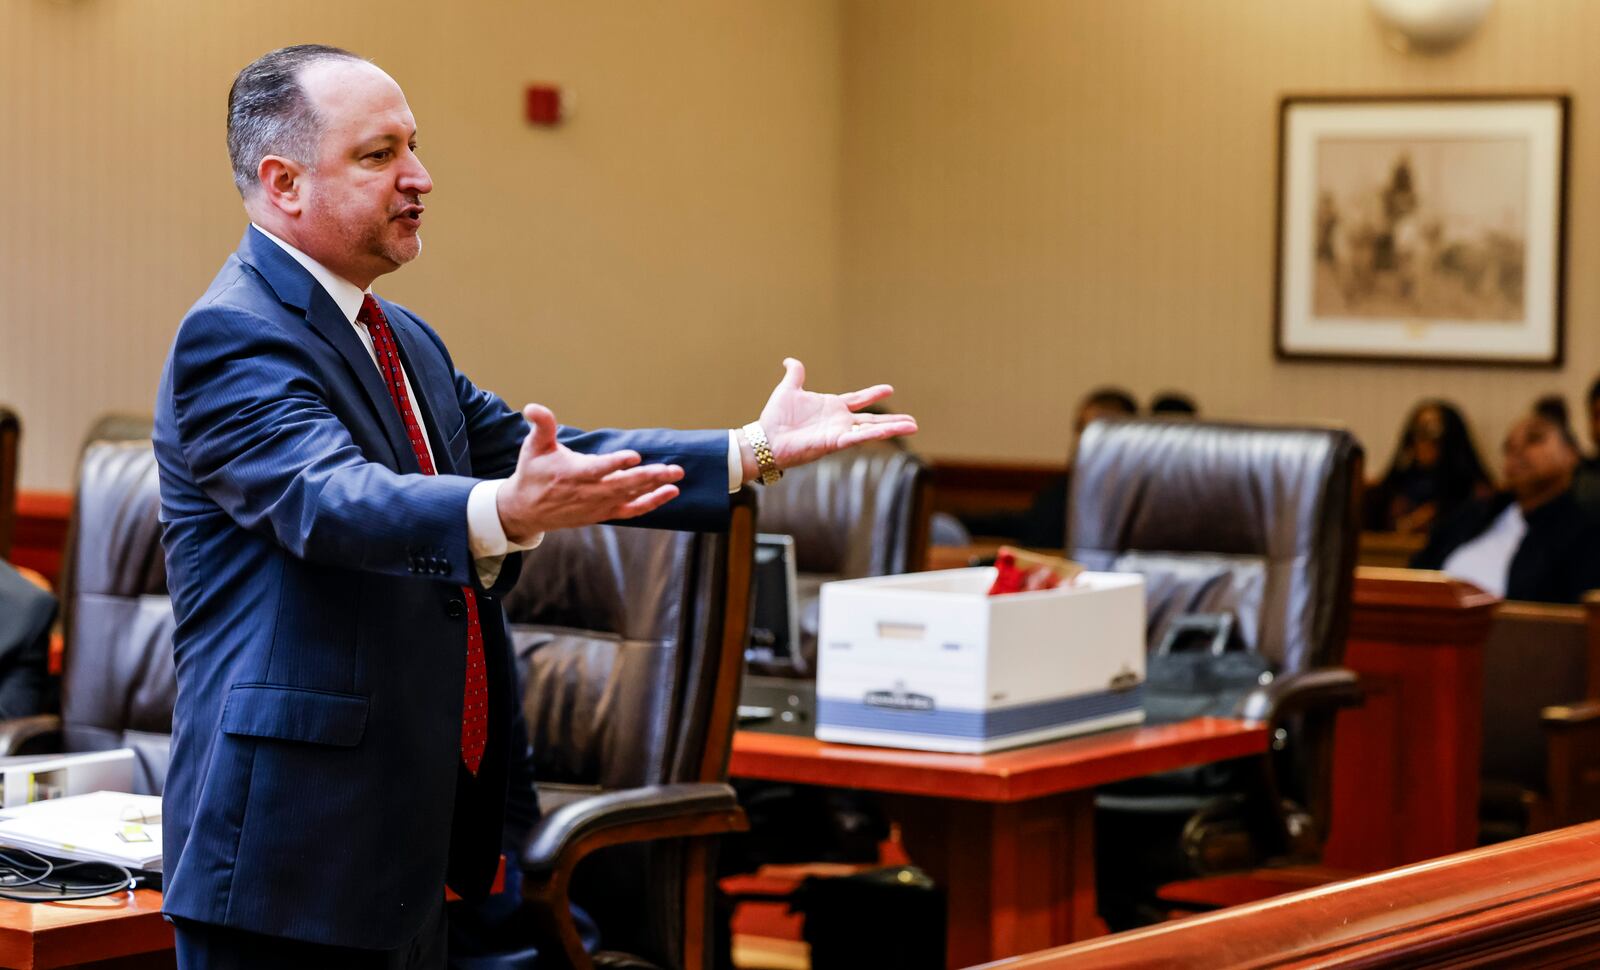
xmin=468 ymin=479 xmax=543 ymax=587
xmin=469 ymin=434 xmax=742 ymax=583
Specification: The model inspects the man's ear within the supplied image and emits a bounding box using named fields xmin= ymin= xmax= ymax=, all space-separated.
xmin=257 ymin=155 xmax=306 ymax=215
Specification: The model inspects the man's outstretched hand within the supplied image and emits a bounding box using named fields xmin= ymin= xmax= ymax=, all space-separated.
xmin=748 ymin=358 xmax=919 ymax=479
xmin=496 ymin=404 xmax=684 ymax=545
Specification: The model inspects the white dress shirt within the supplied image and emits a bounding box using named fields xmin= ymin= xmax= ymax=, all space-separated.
xmin=252 ymin=225 xmax=744 ymax=587
xmin=1440 ymin=501 xmax=1526 ymax=598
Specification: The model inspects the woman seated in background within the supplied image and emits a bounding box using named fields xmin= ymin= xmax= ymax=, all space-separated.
xmin=1412 ymin=404 xmax=1600 ymax=603
xmin=1365 ymin=399 xmax=1492 ymax=534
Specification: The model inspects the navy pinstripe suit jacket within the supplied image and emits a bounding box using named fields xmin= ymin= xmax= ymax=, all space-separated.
xmin=152 ymin=226 xmax=731 ymax=948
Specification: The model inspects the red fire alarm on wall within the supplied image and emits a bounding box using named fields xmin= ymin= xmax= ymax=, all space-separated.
xmin=525 ymin=84 xmax=563 ymax=127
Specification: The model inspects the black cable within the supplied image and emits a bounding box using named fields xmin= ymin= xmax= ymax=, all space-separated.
xmin=0 ymin=848 xmax=136 ymax=902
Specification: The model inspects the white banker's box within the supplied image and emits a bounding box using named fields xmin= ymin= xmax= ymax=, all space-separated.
xmin=815 ymin=568 xmax=1146 ymax=753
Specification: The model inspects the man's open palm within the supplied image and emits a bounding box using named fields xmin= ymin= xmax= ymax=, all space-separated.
xmin=759 ymin=358 xmax=918 ymax=469
xmin=497 ymin=404 xmax=685 ymax=543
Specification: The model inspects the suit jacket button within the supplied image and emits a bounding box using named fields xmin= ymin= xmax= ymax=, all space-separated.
xmin=446 ymin=598 xmax=466 ymax=618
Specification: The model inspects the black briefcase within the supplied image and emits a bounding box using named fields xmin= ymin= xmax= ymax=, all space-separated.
xmin=791 ymin=866 xmax=945 ymax=970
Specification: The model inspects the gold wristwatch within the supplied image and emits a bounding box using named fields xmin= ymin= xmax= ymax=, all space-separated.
xmin=742 ymin=422 xmax=783 ymax=486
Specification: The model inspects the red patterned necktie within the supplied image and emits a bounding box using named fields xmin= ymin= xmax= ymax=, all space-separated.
xmin=358 ymin=294 xmax=488 ymax=775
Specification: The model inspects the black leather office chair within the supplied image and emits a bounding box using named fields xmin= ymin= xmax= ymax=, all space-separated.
xmin=0 ymin=435 xmax=176 ymax=795
xmin=1069 ymin=419 xmax=1364 ymax=928
xmin=494 ymin=494 xmax=756 ymax=970
xmin=750 ymin=443 xmax=929 ymax=674
xmin=0 ymin=407 xmax=19 ymax=561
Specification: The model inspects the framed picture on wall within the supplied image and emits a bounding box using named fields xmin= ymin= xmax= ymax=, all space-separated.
xmin=1275 ymin=94 xmax=1569 ymax=366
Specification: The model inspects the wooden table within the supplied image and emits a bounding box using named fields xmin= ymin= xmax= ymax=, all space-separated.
xmin=0 ymin=888 xmax=171 ymax=970
xmin=925 ymin=541 xmax=1006 ymax=572
xmin=1357 ymin=531 xmax=1428 ymax=569
xmin=934 ymin=533 xmax=1431 ymax=574
xmin=0 ymin=859 xmax=508 ymax=969
xmin=730 ymin=718 xmax=1268 ymax=968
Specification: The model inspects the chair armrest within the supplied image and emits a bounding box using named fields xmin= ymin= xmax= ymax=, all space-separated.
xmin=1543 ymin=699 xmax=1600 ymax=725
xmin=1230 ymin=668 xmax=1363 ymax=860
xmin=520 ymin=782 xmax=749 ymax=970
xmin=522 ymin=781 xmax=747 ymax=875
xmin=1235 ymin=667 xmax=1363 ymax=726
xmin=0 ymin=714 xmax=63 ymax=756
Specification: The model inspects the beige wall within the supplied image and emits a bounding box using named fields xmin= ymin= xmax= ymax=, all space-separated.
xmin=11 ymin=1 xmax=1600 ymax=491
xmin=838 ymin=0 xmax=1600 ymax=471
xmin=1 ymin=0 xmax=844 ymax=490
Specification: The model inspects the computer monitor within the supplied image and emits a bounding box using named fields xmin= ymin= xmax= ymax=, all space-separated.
xmin=747 ymin=533 xmax=801 ymax=672
xmin=740 ymin=533 xmax=815 ymax=734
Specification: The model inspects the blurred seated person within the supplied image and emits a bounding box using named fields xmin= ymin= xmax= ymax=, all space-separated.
xmin=1534 ymin=392 xmax=1570 ymax=429
xmin=1573 ymin=376 xmax=1600 ymax=518
xmin=1365 ymin=399 xmax=1492 ymax=534
xmin=0 ymin=562 xmax=54 ymax=719
xmin=1149 ymin=391 xmax=1198 ymax=417
xmin=1584 ymin=376 xmax=1600 ymax=470
xmin=1412 ymin=405 xmax=1600 ymax=603
xmin=960 ymin=386 xmax=1137 ymax=548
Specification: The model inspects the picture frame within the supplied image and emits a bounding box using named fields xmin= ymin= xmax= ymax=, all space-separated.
xmin=1275 ymin=94 xmax=1569 ymax=366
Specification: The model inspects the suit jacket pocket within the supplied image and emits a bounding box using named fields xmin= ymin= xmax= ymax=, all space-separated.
xmin=220 ymin=684 xmax=369 ymax=747
xmin=445 ymin=420 xmax=470 ymax=474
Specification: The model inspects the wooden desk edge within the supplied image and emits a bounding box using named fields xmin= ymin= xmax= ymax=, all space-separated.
xmin=730 ymin=720 xmax=1268 ymax=803
xmin=0 ymin=856 xmax=506 ymax=969
xmin=0 ymin=889 xmax=169 ymax=970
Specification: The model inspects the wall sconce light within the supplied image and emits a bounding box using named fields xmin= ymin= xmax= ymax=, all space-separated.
xmin=1369 ymin=0 xmax=1494 ymax=53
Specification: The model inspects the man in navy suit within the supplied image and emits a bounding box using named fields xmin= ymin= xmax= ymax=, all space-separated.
xmin=153 ymin=44 xmax=915 ymax=969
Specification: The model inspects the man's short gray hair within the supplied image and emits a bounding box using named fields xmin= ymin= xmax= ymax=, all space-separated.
xmin=226 ymin=44 xmax=365 ymax=197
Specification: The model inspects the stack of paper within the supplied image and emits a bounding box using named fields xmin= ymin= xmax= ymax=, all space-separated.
xmin=0 ymin=790 xmax=162 ymax=869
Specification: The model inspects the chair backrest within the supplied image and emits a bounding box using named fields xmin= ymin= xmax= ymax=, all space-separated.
xmin=502 ymin=495 xmax=754 ymax=965
xmin=0 ymin=408 xmax=18 ymax=560
xmin=1480 ymin=602 xmax=1587 ymax=797
xmin=504 ymin=494 xmax=753 ymax=792
xmin=59 ymin=414 xmax=157 ymax=650
xmin=61 ymin=439 xmax=175 ymax=794
xmin=752 ymin=444 xmax=929 ymax=579
xmin=1069 ymin=419 xmax=1363 ymax=676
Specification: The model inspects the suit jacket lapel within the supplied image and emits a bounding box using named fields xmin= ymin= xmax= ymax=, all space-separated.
xmin=383 ymin=303 xmax=460 ymax=475
xmin=305 ymin=288 xmax=422 ymax=474
xmin=234 ymin=227 xmax=419 ymax=474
